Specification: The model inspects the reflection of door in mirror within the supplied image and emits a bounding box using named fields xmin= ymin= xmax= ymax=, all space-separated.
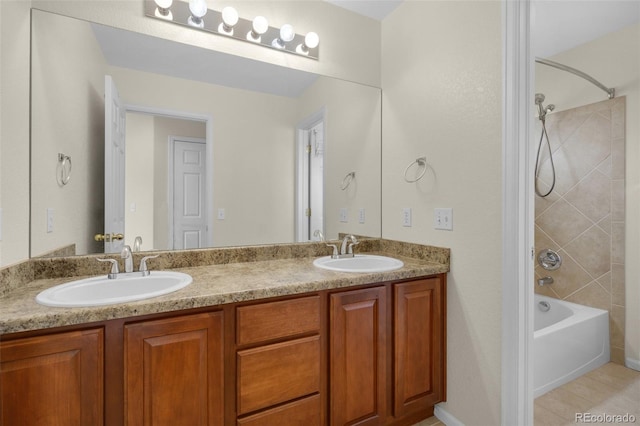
xmin=296 ymin=112 xmax=325 ymax=242
xmin=104 ymin=75 xmax=126 ymax=254
xmin=124 ymin=111 xmax=208 ymax=252
xmin=171 ymin=137 xmax=207 ymax=250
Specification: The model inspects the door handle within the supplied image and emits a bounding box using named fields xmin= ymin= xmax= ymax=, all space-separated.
xmin=94 ymin=233 xmax=124 ymax=242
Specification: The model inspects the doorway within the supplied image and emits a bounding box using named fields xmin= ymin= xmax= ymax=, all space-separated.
xmin=296 ymin=110 xmax=326 ymax=242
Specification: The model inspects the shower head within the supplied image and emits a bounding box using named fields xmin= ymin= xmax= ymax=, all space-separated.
xmin=535 ymin=93 xmax=545 ymax=105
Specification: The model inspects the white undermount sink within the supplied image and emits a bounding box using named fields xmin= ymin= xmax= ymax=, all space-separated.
xmin=313 ymin=254 xmax=404 ymax=273
xmin=35 ymin=271 xmax=193 ymax=307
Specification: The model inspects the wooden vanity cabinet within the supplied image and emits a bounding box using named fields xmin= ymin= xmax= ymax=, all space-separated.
xmin=329 ymin=286 xmax=387 ymax=425
xmin=393 ymin=277 xmax=445 ymax=421
xmin=235 ymin=295 xmax=324 ymax=425
xmin=0 ymin=274 xmax=445 ymax=426
xmin=123 ymin=312 xmax=224 ymax=426
xmin=0 ymin=328 xmax=104 ymax=426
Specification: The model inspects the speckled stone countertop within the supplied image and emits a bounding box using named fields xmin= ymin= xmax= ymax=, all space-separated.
xmin=0 ymin=239 xmax=450 ymax=335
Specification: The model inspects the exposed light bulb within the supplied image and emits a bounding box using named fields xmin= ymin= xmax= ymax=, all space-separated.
xmin=188 ymin=0 xmax=207 ymax=27
xmin=219 ymin=6 xmax=239 ymax=35
xmin=296 ymin=31 xmax=319 ymax=54
xmin=154 ymin=0 xmax=173 ymax=19
xmin=272 ymin=24 xmax=294 ymax=48
xmin=304 ymin=32 xmax=319 ymax=49
xmin=247 ymin=16 xmax=268 ymax=42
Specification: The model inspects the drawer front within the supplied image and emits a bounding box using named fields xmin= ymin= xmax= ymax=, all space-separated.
xmin=237 ymin=335 xmax=320 ymax=415
xmin=237 ymin=394 xmax=321 ymax=426
xmin=236 ymin=296 xmax=320 ymax=345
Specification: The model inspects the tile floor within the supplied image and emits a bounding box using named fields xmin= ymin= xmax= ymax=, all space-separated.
xmin=535 ymin=363 xmax=640 ymax=425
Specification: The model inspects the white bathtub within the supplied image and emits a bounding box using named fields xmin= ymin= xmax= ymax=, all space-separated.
xmin=534 ymin=294 xmax=610 ymax=398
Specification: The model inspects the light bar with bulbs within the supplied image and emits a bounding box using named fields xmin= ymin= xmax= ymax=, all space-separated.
xmin=145 ymin=0 xmax=320 ymax=59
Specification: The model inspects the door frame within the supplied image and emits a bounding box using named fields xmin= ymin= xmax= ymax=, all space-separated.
xmin=295 ymin=108 xmax=326 ymax=242
xmin=125 ymin=104 xmax=214 ymax=249
xmin=501 ymin=0 xmax=535 ymax=425
xmin=168 ymin=136 xmax=207 ymax=250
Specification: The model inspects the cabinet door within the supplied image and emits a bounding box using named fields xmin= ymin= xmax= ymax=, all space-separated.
xmin=0 ymin=328 xmax=104 ymax=426
xmin=329 ymin=286 xmax=386 ymax=426
xmin=124 ymin=312 xmax=224 ymax=426
xmin=394 ymin=278 xmax=444 ymax=417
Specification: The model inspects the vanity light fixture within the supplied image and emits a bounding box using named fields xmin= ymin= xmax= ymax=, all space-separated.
xmin=187 ymin=0 xmax=207 ymax=28
xmin=154 ymin=0 xmax=174 ymax=19
xmin=144 ymin=0 xmax=319 ymax=59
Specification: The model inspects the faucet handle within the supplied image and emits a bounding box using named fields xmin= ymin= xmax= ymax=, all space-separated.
xmin=139 ymin=255 xmax=159 ymax=273
xmin=97 ymin=258 xmax=119 ymax=276
xmin=326 ymin=243 xmax=339 ymax=258
xmin=347 ymin=236 xmax=360 ymax=254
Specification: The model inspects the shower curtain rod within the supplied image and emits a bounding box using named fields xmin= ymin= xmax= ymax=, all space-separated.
xmin=535 ymin=57 xmax=616 ymax=99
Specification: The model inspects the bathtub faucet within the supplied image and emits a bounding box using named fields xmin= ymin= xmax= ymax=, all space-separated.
xmin=537 ymin=276 xmax=554 ymax=286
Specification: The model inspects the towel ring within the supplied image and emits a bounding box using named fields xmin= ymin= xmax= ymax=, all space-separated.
xmin=341 ymin=171 xmax=355 ymax=190
xmin=57 ymin=153 xmax=72 ymax=186
xmin=404 ymin=157 xmax=427 ymax=183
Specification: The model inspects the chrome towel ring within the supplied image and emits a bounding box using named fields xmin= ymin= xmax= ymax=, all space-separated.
xmin=57 ymin=153 xmax=72 ymax=186
xmin=404 ymin=157 xmax=427 ymax=183
xmin=341 ymin=171 xmax=355 ymax=190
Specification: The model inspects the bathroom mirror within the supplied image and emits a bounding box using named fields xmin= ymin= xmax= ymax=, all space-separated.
xmin=30 ymin=9 xmax=382 ymax=257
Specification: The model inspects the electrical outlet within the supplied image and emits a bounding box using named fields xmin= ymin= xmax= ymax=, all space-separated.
xmin=47 ymin=208 xmax=54 ymax=233
xmin=402 ymin=208 xmax=412 ymax=227
xmin=434 ymin=208 xmax=453 ymax=230
xmin=358 ymin=208 xmax=366 ymax=224
xmin=217 ymin=208 xmax=225 ymax=220
xmin=339 ymin=208 xmax=348 ymax=223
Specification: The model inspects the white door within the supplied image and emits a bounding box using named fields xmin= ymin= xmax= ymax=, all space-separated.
xmin=172 ymin=138 xmax=207 ymax=249
xmin=104 ymin=75 xmax=126 ymax=254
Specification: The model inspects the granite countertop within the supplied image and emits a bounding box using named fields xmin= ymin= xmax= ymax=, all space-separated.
xmin=0 ymin=240 xmax=450 ymax=335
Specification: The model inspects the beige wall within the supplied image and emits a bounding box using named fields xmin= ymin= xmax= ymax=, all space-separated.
xmin=535 ymin=23 xmax=640 ymax=369
xmin=382 ymin=2 xmax=503 ymax=424
xmin=0 ymin=1 xmax=31 ymax=266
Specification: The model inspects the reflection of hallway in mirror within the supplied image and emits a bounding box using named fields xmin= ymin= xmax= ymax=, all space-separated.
xmin=296 ymin=112 xmax=325 ymax=242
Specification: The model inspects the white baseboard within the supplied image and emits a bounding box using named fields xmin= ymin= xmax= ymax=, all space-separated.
xmin=434 ymin=403 xmax=465 ymax=426
xmin=626 ymin=357 xmax=640 ymax=372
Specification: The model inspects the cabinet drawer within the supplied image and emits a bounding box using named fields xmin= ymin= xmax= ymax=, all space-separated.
xmin=236 ymin=296 xmax=320 ymax=345
xmin=237 ymin=335 xmax=321 ymax=415
xmin=237 ymin=394 xmax=321 ymax=426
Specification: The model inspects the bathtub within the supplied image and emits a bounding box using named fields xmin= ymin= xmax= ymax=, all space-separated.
xmin=534 ymin=294 xmax=610 ymax=398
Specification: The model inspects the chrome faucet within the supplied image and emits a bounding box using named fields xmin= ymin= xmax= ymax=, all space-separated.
xmin=121 ymin=245 xmax=134 ymax=273
xmin=340 ymin=234 xmax=359 ymax=257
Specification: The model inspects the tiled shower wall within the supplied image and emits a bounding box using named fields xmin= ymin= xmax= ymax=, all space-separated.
xmin=534 ymin=97 xmax=625 ymax=364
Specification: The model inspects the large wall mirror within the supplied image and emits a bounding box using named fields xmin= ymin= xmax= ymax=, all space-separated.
xmin=30 ymin=9 xmax=382 ymax=257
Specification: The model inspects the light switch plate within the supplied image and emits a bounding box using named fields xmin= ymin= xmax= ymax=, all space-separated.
xmin=402 ymin=208 xmax=412 ymax=227
xmin=339 ymin=208 xmax=348 ymax=223
xmin=217 ymin=208 xmax=225 ymax=220
xmin=358 ymin=208 xmax=366 ymax=224
xmin=47 ymin=208 xmax=54 ymax=233
xmin=434 ymin=208 xmax=453 ymax=230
